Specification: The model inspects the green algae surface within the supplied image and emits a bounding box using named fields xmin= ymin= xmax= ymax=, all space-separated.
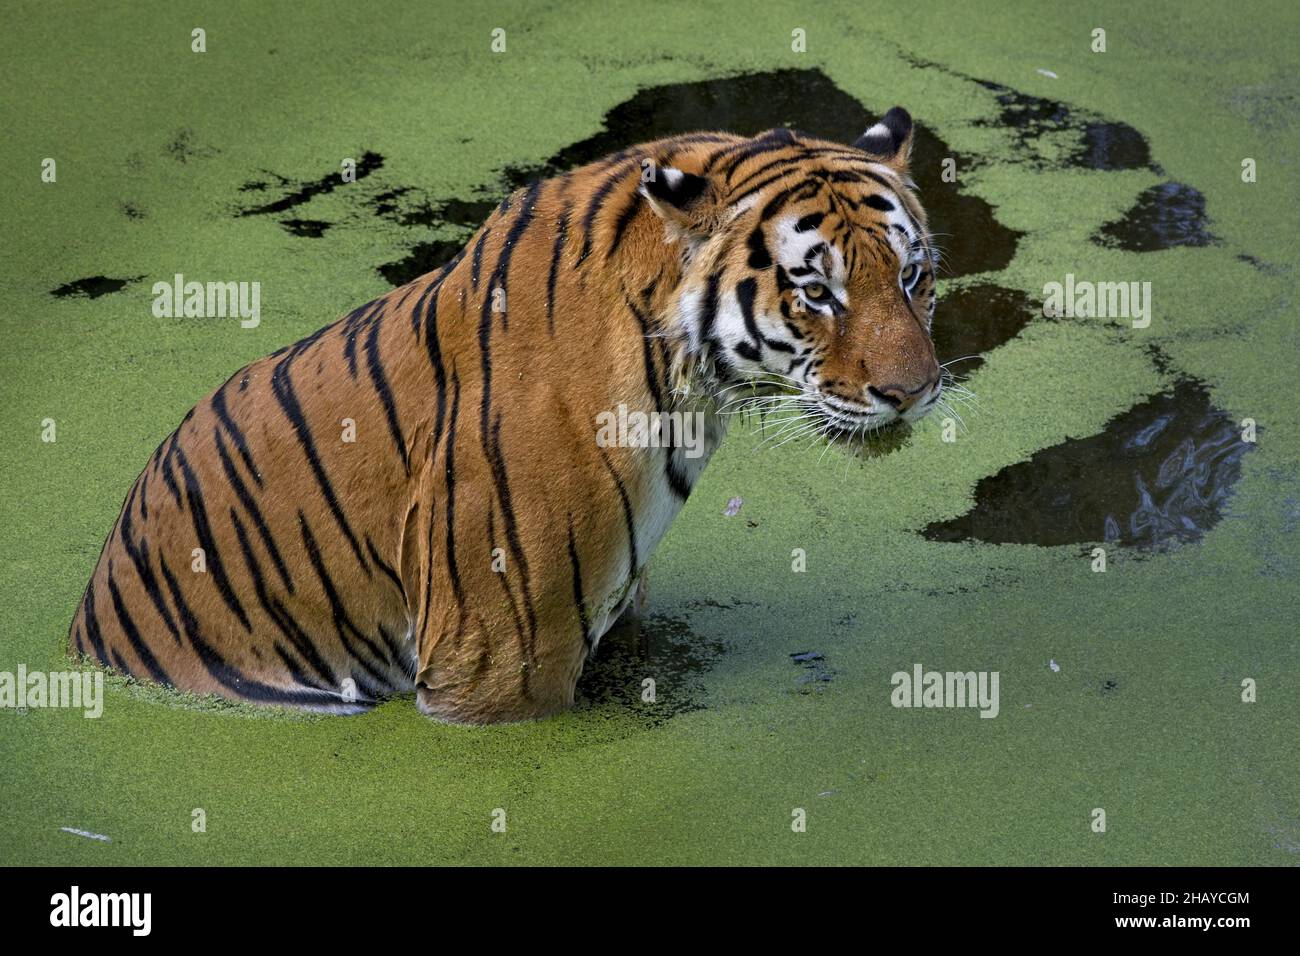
xmin=2 ymin=0 xmax=1297 ymax=864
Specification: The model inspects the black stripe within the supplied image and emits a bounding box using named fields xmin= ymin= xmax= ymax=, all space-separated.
xmin=81 ymin=579 xmax=108 ymax=662
xmin=107 ymin=561 xmax=171 ymax=685
xmin=377 ymin=622 xmax=411 ymax=677
xmin=340 ymin=298 xmax=385 ymax=380
xmin=717 ymin=129 xmax=799 ymax=181
xmin=211 ymin=381 xmax=263 ymax=487
xmin=414 ymin=503 xmax=435 ymax=649
xmin=118 ymin=487 xmax=183 ymax=645
xmin=174 ymin=446 xmax=252 ymax=632
xmin=484 ymin=180 xmax=542 ymax=333
xmin=735 ymin=277 xmax=767 ymax=355
xmin=159 ymin=429 xmax=183 ymax=507
xmin=213 ymin=426 xmax=294 ymax=594
xmin=605 ymin=190 xmax=642 ymax=259
xmin=470 ymin=228 xmax=491 ymax=289
xmin=273 ymin=643 xmax=326 ymax=693
xmin=228 ymin=507 xmax=337 ymax=689
xmin=486 ymin=505 xmax=529 ymax=667
xmin=577 ymin=159 xmax=636 ymax=264
xmin=410 ymin=279 xmax=439 ymax=337
xmin=422 ymin=276 xmax=449 ymax=459
xmin=546 ymin=203 xmax=571 ymax=334
xmin=760 ymin=177 xmax=824 ymax=223
xmin=443 ymin=367 xmax=465 ymax=604
xmin=566 ymin=519 xmax=592 ymax=648
xmin=298 ymin=512 xmax=395 ymax=689
xmin=472 ymin=223 xmax=539 ymax=655
xmin=159 ymin=555 xmax=354 ymax=707
xmin=364 ymin=319 xmax=409 ymax=472
xmin=487 ymin=413 xmax=538 ymax=652
xmin=698 ymin=272 xmax=722 ymax=348
xmin=598 ymin=447 xmax=639 ymax=580
xmin=624 ymin=295 xmax=689 ymax=498
xmin=111 ymin=649 xmax=136 ymax=678
xmin=730 ymin=153 xmax=808 ymax=194
xmin=828 ymin=168 xmax=896 ymax=192
xmin=730 ymin=166 xmax=806 ymax=208
xmin=796 ymin=212 xmax=825 ymax=232
xmin=626 ymin=296 xmax=666 ymax=412
xmin=366 ymin=536 xmax=405 ymax=599
xmin=747 ymin=227 xmax=772 ymax=270
xmin=270 ymin=353 xmax=371 ymax=575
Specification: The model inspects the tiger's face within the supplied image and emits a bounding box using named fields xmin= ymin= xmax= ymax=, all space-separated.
xmin=644 ymin=108 xmax=942 ymax=442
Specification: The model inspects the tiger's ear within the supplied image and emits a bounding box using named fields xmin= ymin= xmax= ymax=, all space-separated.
xmin=852 ymin=106 xmax=914 ymax=173
xmin=640 ymin=166 xmax=715 ymax=237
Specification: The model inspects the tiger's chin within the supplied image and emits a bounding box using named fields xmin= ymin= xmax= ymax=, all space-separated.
xmin=821 ymin=417 xmax=914 ymax=459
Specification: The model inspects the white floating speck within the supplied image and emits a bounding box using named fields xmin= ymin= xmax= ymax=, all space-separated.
xmin=723 ymin=496 xmax=744 ymax=517
xmin=60 ymin=826 xmax=112 ymax=843
xmin=1049 ymin=659 xmax=1061 ymax=673
xmin=1036 ymin=68 xmax=1059 ymax=79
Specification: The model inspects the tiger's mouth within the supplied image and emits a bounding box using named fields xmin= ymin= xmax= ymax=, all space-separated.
xmin=719 ymin=379 xmax=913 ymax=457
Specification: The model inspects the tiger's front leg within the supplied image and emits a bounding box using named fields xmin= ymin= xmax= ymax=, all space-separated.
xmin=402 ymin=393 xmax=647 ymax=724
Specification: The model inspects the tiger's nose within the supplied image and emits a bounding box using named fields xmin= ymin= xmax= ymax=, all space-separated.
xmin=869 ymin=379 xmax=937 ymax=412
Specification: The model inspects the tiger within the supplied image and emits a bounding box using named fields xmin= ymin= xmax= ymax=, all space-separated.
xmin=69 ymin=106 xmax=942 ymax=724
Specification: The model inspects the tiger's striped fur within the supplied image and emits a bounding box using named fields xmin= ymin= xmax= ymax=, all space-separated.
xmin=70 ymin=108 xmax=941 ymax=723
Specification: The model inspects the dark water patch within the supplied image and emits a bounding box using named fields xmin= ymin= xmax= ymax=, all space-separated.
xmin=790 ymin=650 xmax=835 ymax=693
xmin=499 ymin=68 xmax=1020 ymax=279
xmin=880 ymin=566 xmax=1024 ymax=597
xmin=51 ymin=276 xmax=144 ymax=299
xmin=369 ymin=189 xmax=497 ymax=282
xmin=923 ymin=381 xmax=1253 ymax=548
xmin=238 ymin=71 xmax=1021 ymax=284
xmin=237 ymin=151 xmax=384 ymax=217
xmin=933 ymin=284 xmax=1037 ymax=374
xmin=899 ymin=51 xmax=1157 ymax=173
xmin=165 ymin=129 xmax=219 ymax=164
xmin=1094 ymin=183 xmax=1216 ymax=251
xmin=681 ymin=597 xmax=760 ymax=611
xmin=378 ymin=237 xmax=471 ymax=287
xmin=576 ymin=612 xmax=724 ymax=724
xmin=1075 ymin=121 xmax=1153 ymax=172
xmin=371 ymin=189 xmax=496 ymax=231
xmin=431 ymin=197 xmax=499 ymax=229
xmin=1236 ymin=253 xmax=1283 ymax=275
xmin=281 ymin=219 xmax=331 ymax=238
xmin=973 ymin=81 xmax=1154 ymax=172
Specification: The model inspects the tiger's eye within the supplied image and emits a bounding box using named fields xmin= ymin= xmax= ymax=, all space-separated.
xmin=803 ymin=282 xmax=829 ymax=301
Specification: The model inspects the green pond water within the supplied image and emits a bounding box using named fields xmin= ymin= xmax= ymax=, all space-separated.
xmin=1 ymin=0 xmax=1297 ymax=865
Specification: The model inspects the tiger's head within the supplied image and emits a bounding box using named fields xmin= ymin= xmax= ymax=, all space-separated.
xmin=643 ymin=108 xmax=942 ymax=444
